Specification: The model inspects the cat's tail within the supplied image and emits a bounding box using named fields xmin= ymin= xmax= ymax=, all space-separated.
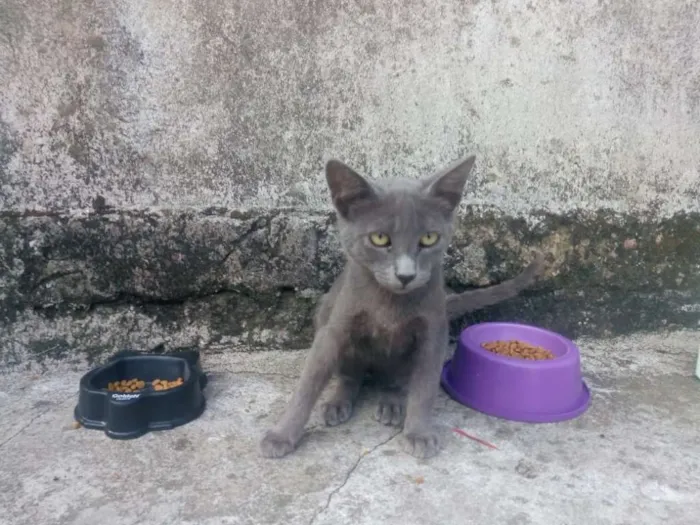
xmin=446 ymin=253 xmax=546 ymax=321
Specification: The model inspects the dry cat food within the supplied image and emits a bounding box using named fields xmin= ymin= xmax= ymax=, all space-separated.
xmin=482 ymin=340 xmax=555 ymax=360
xmin=152 ymin=377 xmax=184 ymax=391
xmin=106 ymin=377 xmax=184 ymax=393
xmin=107 ymin=379 xmax=146 ymax=392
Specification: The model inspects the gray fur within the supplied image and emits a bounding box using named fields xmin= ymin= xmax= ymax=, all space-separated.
xmin=260 ymin=155 xmax=545 ymax=459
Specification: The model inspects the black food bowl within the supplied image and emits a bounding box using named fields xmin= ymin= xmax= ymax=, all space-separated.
xmin=74 ymin=348 xmax=208 ymax=439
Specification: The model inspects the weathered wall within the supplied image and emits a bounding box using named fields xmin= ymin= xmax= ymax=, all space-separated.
xmin=1 ymin=0 xmax=699 ymax=365
xmin=2 ymin=0 xmax=698 ymax=214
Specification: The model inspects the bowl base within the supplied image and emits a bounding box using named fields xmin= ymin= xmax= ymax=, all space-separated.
xmin=74 ymin=398 xmax=206 ymax=440
xmin=441 ymin=359 xmax=591 ymax=424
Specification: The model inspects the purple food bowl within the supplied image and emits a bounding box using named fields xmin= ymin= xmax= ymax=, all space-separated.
xmin=441 ymin=322 xmax=590 ymax=423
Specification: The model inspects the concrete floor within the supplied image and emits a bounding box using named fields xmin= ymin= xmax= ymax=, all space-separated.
xmin=1 ymin=331 xmax=699 ymax=525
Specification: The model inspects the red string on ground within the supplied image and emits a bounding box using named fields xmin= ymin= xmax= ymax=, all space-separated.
xmin=451 ymin=427 xmax=499 ymax=450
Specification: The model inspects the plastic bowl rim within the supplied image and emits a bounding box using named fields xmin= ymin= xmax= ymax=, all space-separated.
xmin=460 ymin=321 xmax=580 ymax=369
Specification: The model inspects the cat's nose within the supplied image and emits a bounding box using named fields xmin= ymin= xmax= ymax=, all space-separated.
xmin=395 ymin=255 xmax=416 ymax=286
xmin=396 ymin=273 xmax=415 ymax=286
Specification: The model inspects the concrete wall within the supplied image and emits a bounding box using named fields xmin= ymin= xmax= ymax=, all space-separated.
xmin=1 ymin=0 xmax=699 ymax=365
xmin=2 ymin=0 xmax=698 ymax=215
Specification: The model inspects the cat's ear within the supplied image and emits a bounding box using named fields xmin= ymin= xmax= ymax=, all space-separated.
xmin=326 ymin=160 xmax=376 ymax=219
xmin=422 ymin=155 xmax=476 ymax=213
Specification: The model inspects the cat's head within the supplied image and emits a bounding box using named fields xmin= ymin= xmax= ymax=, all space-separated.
xmin=326 ymin=156 xmax=475 ymax=294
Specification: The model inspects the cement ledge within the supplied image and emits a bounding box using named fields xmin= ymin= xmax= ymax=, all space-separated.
xmin=1 ymin=207 xmax=699 ymax=364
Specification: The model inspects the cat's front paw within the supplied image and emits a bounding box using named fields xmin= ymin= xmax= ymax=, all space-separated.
xmin=374 ymin=395 xmax=405 ymax=427
xmin=400 ymin=429 xmax=443 ymax=459
xmin=260 ymin=430 xmax=297 ymax=458
xmin=324 ymin=400 xmax=353 ymax=426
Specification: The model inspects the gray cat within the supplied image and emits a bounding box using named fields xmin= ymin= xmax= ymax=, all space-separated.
xmin=260 ymin=156 xmax=545 ymax=459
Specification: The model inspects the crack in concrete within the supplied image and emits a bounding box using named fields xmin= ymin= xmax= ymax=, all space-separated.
xmin=219 ymin=219 xmax=262 ymax=267
xmin=31 ymin=269 xmax=84 ymax=292
xmin=232 ymin=370 xmax=298 ymax=380
xmin=308 ymin=429 xmax=402 ymax=525
xmin=0 ymin=393 xmax=75 ymax=449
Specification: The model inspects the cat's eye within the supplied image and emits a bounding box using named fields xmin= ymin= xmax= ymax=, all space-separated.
xmin=369 ymin=232 xmax=391 ymax=247
xmin=419 ymin=232 xmax=440 ymax=247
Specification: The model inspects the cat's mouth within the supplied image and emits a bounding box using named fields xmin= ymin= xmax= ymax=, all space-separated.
xmin=379 ymin=278 xmax=425 ymax=295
